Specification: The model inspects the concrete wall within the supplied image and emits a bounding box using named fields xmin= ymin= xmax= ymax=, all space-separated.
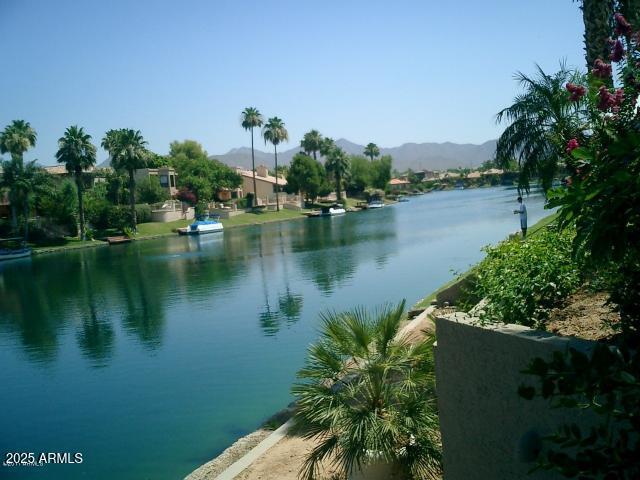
xmin=150 ymin=207 xmax=194 ymax=223
xmin=434 ymin=313 xmax=597 ymax=480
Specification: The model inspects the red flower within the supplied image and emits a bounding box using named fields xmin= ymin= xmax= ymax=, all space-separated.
xmin=614 ymin=13 xmax=632 ymax=36
xmin=566 ymin=138 xmax=580 ymax=154
xmin=597 ymin=86 xmax=625 ymax=111
xmin=592 ymin=59 xmax=612 ymax=79
xmin=610 ymin=39 xmax=625 ymax=62
xmin=566 ymin=82 xmax=586 ymax=101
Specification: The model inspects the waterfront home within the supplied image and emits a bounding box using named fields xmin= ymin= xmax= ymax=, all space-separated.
xmin=134 ymin=167 xmax=178 ymax=197
xmin=388 ymin=177 xmax=411 ymax=192
xmin=235 ymin=165 xmax=287 ymax=206
xmin=466 ymin=171 xmax=482 ymax=179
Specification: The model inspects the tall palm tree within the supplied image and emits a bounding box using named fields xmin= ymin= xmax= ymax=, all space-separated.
xmin=262 ymin=117 xmax=289 ymax=212
xmin=325 ymin=146 xmax=350 ymax=201
xmin=56 ymin=126 xmax=97 ymax=240
xmin=319 ymin=137 xmax=335 ymax=158
xmin=292 ymin=300 xmax=442 ymax=480
xmin=301 ymin=129 xmax=323 ymax=160
xmin=0 ymin=120 xmax=37 ymax=231
xmin=241 ymin=107 xmax=264 ymax=207
xmin=101 ymin=129 xmax=148 ymax=230
xmin=1 ymin=159 xmax=42 ymax=241
xmin=495 ymin=64 xmax=585 ymax=193
xmin=575 ymin=0 xmax=615 ymax=71
xmin=364 ymin=142 xmax=380 ymax=162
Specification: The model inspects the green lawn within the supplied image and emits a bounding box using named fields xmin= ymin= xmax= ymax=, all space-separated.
xmin=136 ymin=209 xmax=306 ymax=238
xmin=32 ymin=238 xmax=107 ymax=254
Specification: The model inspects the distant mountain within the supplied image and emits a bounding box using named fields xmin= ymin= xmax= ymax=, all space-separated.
xmin=211 ymin=139 xmax=497 ymax=172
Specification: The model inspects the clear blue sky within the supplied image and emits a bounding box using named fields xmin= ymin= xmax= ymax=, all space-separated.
xmin=1 ymin=0 xmax=585 ymax=165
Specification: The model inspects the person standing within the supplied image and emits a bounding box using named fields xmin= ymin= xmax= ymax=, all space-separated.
xmin=513 ymin=196 xmax=527 ymax=238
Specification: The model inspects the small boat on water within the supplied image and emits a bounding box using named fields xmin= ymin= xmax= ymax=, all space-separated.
xmin=367 ymin=200 xmax=385 ymax=209
xmin=179 ymin=215 xmax=224 ymax=235
xmin=320 ymin=204 xmax=346 ymax=216
xmin=0 ymin=238 xmax=32 ymax=261
xmin=107 ymin=236 xmax=132 ymax=245
xmin=397 ymin=196 xmax=409 ymax=202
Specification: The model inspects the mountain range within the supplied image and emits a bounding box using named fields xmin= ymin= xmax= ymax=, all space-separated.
xmin=211 ymin=138 xmax=497 ymax=172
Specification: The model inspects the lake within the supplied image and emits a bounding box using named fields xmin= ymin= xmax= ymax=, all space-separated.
xmin=0 ymin=187 xmax=548 ymax=479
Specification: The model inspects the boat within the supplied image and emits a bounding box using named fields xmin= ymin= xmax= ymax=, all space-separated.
xmin=0 ymin=238 xmax=32 ymax=261
xmin=397 ymin=196 xmax=409 ymax=202
xmin=367 ymin=200 xmax=385 ymax=209
xmin=107 ymin=236 xmax=132 ymax=245
xmin=320 ymin=204 xmax=346 ymax=216
xmin=179 ymin=215 xmax=224 ymax=235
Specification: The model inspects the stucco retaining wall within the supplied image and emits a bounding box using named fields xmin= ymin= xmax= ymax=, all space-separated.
xmin=434 ymin=313 xmax=597 ymax=480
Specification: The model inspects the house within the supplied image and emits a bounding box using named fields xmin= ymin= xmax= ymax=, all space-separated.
xmin=482 ymin=168 xmax=504 ymax=176
xmin=134 ymin=167 xmax=178 ymax=197
xmin=388 ymin=178 xmax=412 ymax=192
xmin=43 ymin=165 xmax=108 ymax=184
xmin=235 ymin=165 xmax=287 ymax=203
xmin=466 ymin=171 xmax=482 ymax=179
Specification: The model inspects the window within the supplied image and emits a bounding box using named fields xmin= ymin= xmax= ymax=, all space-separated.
xmin=159 ymin=175 xmax=169 ymax=187
xmin=170 ymin=175 xmax=175 ymax=187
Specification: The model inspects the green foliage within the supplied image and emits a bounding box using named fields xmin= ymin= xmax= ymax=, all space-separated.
xmin=168 ymin=140 xmax=241 ymax=202
xmin=345 ymin=155 xmax=372 ymax=194
xmin=325 ymin=147 xmax=350 ymax=201
xmin=300 ymin=129 xmax=323 ymax=159
xmin=286 ymin=153 xmax=328 ymax=202
xmin=546 ymin=16 xmax=640 ymax=330
xmin=370 ymin=155 xmax=392 ymax=189
xmin=136 ymin=176 xmax=169 ymax=204
xmin=36 ymin=179 xmax=78 ymax=236
xmin=363 ymin=142 xmax=380 ymax=161
xmin=519 ymin=343 xmax=640 ymax=478
xmin=472 ymin=226 xmax=581 ymax=327
xmin=292 ymin=301 xmax=442 ymax=480
xmin=134 ymin=204 xmax=152 ymax=224
xmin=495 ymin=63 xmax=586 ymax=193
xmin=0 ymin=119 xmax=37 ymax=161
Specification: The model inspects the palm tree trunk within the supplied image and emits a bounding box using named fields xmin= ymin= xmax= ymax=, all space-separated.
xmin=10 ymin=202 xmax=17 ymax=234
xmin=128 ymin=170 xmax=137 ymax=230
xmin=23 ymin=201 xmax=29 ymax=242
xmin=313 ymin=151 xmax=317 ymax=161
xmin=274 ymin=145 xmax=280 ymax=212
xmin=580 ymin=0 xmax=614 ymax=71
xmin=336 ymin=173 xmax=342 ymax=201
xmin=76 ymin=173 xmax=85 ymax=240
xmin=251 ymin=127 xmax=258 ymax=208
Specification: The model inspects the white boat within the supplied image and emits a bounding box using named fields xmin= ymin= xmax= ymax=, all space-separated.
xmin=320 ymin=204 xmax=346 ymax=216
xmin=367 ymin=200 xmax=384 ymax=209
xmin=0 ymin=238 xmax=32 ymax=261
xmin=179 ymin=215 xmax=224 ymax=235
xmin=397 ymin=196 xmax=409 ymax=202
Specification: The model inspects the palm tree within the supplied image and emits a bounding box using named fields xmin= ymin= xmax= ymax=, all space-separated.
xmin=56 ymin=126 xmax=97 ymax=240
xmin=0 ymin=159 xmax=42 ymax=241
xmin=575 ymin=0 xmax=615 ymax=71
xmin=0 ymin=120 xmax=37 ymax=231
xmin=495 ymin=64 xmax=585 ymax=193
xmin=262 ymin=117 xmax=289 ymax=212
xmin=301 ymin=129 xmax=323 ymax=160
xmin=292 ymin=300 xmax=442 ymax=480
xmin=319 ymin=137 xmax=336 ymax=158
xmin=325 ymin=146 xmax=350 ymax=201
xmin=364 ymin=142 xmax=380 ymax=162
xmin=241 ymin=107 xmax=264 ymax=207
xmin=101 ymin=129 xmax=148 ymax=230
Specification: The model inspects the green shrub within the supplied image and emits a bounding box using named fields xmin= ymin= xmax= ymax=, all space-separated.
xmin=471 ymin=226 xmax=581 ymax=327
xmin=135 ymin=204 xmax=152 ymax=224
xmin=136 ymin=177 xmax=169 ymax=204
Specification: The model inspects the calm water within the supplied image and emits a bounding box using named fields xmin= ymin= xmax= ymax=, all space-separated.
xmin=0 ymin=187 xmax=547 ymax=480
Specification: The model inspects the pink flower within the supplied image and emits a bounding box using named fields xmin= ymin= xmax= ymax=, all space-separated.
xmin=566 ymin=82 xmax=586 ymax=101
xmin=592 ymin=59 xmax=612 ymax=79
xmin=566 ymin=139 xmax=580 ymax=154
xmin=597 ymin=86 xmax=625 ymax=111
xmin=614 ymin=13 xmax=632 ymax=36
xmin=610 ymin=39 xmax=625 ymax=62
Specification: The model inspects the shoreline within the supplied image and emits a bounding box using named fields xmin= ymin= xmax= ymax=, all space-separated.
xmin=185 ymin=210 xmax=559 ymax=479
xmin=31 ymin=211 xmax=310 ymax=256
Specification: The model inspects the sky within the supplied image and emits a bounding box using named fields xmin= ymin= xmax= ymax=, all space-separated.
xmin=1 ymin=0 xmax=586 ymax=165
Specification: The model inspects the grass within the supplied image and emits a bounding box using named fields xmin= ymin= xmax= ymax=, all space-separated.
xmin=32 ymin=237 xmax=107 ymax=254
xmin=136 ymin=209 xmax=306 ymax=238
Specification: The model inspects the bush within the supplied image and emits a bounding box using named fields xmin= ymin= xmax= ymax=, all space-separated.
xmin=136 ymin=177 xmax=169 ymax=204
xmin=135 ymin=204 xmax=152 ymax=224
xmin=471 ymin=226 xmax=581 ymax=327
